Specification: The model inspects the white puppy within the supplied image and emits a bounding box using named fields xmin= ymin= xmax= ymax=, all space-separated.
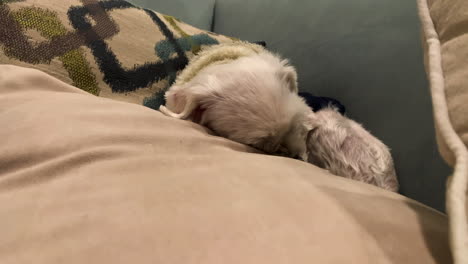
xmin=159 ymin=42 xmax=312 ymax=158
xmin=306 ymin=107 xmax=399 ymax=192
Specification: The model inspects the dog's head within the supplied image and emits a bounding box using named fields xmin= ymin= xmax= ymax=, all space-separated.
xmin=197 ymin=57 xmax=311 ymax=159
xmin=163 ymin=51 xmax=310 ymax=159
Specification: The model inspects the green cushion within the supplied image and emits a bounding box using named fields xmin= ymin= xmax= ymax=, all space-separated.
xmin=213 ymin=0 xmax=450 ymax=211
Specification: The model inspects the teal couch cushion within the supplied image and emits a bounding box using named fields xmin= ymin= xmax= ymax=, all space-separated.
xmin=128 ymin=0 xmax=215 ymax=30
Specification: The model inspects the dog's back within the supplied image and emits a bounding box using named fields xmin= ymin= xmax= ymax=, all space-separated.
xmin=307 ymin=108 xmax=399 ymax=192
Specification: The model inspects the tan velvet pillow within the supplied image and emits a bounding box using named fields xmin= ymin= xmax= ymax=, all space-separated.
xmin=417 ymin=0 xmax=468 ymax=262
xmin=0 ymin=65 xmax=451 ymax=263
xmin=0 ymin=0 xmax=234 ymax=108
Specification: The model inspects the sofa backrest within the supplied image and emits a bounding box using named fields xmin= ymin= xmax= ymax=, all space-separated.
xmin=129 ymin=0 xmax=215 ymax=30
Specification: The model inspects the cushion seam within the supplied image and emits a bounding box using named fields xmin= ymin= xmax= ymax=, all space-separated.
xmin=416 ymin=0 xmax=468 ymax=262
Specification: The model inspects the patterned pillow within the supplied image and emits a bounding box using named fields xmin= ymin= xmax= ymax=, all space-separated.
xmin=0 ymin=0 xmax=236 ymax=109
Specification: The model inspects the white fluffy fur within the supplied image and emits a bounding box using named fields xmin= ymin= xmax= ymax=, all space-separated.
xmin=306 ymin=107 xmax=399 ymax=192
xmin=160 ymin=44 xmax=311 ymax=159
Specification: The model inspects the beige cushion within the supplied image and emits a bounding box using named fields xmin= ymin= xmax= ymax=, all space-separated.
xmin=0 ymin=65 xmax=451 ymax=263
xmin=0 ymin=0 xmax=233 ymax=106
xmin=417 ymin=0 xmax=468 ymax=262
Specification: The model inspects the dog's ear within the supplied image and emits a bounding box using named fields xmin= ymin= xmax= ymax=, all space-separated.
xmin=278 ymin=64 xmax=298 ymax=93
xmin=160 ymin=85 xmax=204 ymax=120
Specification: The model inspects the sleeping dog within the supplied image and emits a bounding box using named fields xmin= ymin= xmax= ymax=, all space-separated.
xmin=159 ymin=42 xmax=312 ymax=159
xmin=159 ymin=42 xmax=398 ymax=191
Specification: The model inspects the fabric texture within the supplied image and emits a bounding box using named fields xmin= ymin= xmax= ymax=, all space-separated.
xmin=0 ymin=0 xmax=234 ymax=109
xmin=417 ymin=0 xmax=468 ymax=262
xmin=0 ymin=64 xmax=452 ymax=263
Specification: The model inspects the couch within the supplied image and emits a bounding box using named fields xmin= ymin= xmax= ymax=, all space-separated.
xmin=1 ymin=0 xmax=465 ymax=263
